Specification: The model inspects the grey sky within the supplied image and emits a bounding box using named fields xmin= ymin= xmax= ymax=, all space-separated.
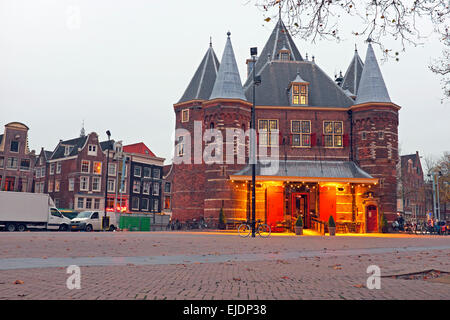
xmin=0 ymin=0 xmax=448 ymax=163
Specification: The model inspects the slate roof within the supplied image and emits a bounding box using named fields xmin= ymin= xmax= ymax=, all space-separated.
xmin=50 ymin=135 xmax=114 ymax=160
xmin=244 ymin=60 xmax=354 ymax=108
xmin=100 ymin=140 xmax=115 ymax=152
xmin=178 ymin=44 xmax=220 ymax=103
xmin=51 ymin=136 xmax=87 ymax=160
xmin=232 ymin=160 xmax=374 ymax=180
xmin=245 ymin=18 xmax=303 ymax=86
xmin=355 ymin=42 xmax=391 ymax=104
xmin=209 ymin=33 xmax=247 ymax=101
xmin=341 ymin=48 xmax=364 ymax=96
xmin=34 ymin=149 xmax=52 ymax=165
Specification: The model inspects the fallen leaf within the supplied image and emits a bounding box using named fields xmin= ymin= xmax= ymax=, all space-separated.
xmin=14 ymin=280 xmax=24 ymax=285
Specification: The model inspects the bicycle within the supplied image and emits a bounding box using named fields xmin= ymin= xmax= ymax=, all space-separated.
xmin=237 ymin=219 xmax=271 ymax=238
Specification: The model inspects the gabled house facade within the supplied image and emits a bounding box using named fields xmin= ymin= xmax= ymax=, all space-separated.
xmin=123 ymin=143 xmax=165 ymax=213
xmin=45 ymin=132 xmax=127 ymax=211
xmin=398 ymin=151 xmax=426 ymax=221
xmin=0 ymin=122 xmax=36 ymax=192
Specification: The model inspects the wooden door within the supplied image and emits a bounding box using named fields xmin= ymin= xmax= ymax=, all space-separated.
xmin=366 ymin=205 xmax=378 ymax=232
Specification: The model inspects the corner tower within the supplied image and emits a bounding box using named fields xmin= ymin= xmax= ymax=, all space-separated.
xmin=171 ymin=42 xmax=220 ymax=222
xmin=351 ymin=41 xmax=400 ymax=225
xmin=203 ymin=32 xmax=252 ymax=225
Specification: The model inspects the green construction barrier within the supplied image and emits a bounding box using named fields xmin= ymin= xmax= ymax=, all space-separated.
xmin=119 ymin=215 xmax=151 ymax=231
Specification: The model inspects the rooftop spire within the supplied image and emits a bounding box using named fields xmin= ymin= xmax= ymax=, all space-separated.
xmin=355 ymin=42 xmax=391 ymax=104
xmin=209 ymin=32 xmax=247 ymax=101
xmin=80 ymin=120 xmax=85 ymax=137
xmin=341 ymin=47 xmax=364 ymax=96
xmin=178 ymin=40 xmax=220 ymax=103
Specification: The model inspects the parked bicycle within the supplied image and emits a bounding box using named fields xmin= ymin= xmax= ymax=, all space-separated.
xmin=237 ymin=219 xmax=271 ymax=238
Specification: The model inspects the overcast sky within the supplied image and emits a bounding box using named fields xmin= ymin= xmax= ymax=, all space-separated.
xmin=1 ymin=0 xmax=448 ymax=164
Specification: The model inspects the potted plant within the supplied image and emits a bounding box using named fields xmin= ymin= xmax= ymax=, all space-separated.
xmin=218 ymin=207 xmax=227 ymax=230
xmin=328 ymin=216 xmax=336 ymax=236
xmin=295 ymin=216 xmax=303 ymax=235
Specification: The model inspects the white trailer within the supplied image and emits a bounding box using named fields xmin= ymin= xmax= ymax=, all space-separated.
xmin=0 ymin=191 xmax=71 ymax=232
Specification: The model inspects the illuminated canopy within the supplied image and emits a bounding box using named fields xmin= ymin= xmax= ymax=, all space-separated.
xmin=230 ymin=160 xmax=378 ymax=184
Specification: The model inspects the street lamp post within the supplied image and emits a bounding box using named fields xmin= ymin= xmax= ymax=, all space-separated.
xmin=436 ymin=171 xmax=442 ymax=221
xmin=250 ymin=47 xmax=260 ymax=238
xmin=103 ymin=130 xmax=111 ymax=230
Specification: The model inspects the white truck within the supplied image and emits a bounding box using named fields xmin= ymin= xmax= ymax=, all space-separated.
xmin=0 ymin=191 xmax=71 ymax=232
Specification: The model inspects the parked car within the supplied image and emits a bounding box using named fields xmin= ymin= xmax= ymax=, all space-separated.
xmin=0 ymin=191 xmax=71 ymax=231
xmin=70 ymin=211 xmax=117 ymax=232
xmin=59 ymin=209 xmax=79 ymax=220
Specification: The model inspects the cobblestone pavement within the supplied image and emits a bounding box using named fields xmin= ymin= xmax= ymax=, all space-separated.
xmin=0 ymin=231 xmax=449 ymax=300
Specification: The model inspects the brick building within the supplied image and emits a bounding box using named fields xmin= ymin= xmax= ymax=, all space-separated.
xmin=33 ymin=148 xmax=52 ymax=193
xmin=40 ymin=132 xmax=128 ymax=211
xmin=123 ymin=143 xmax=165 ymax=213
xmin=0 ymin=122 xmax=36 ymax=192
xmin=397 ymin=151 xmax=426 ymax=221
xmin=169 ymin=18 xmax=401 ymax=233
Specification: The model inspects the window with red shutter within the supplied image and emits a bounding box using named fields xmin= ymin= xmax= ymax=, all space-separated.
xmin=343 ymin=134 xmax=349 ymax=147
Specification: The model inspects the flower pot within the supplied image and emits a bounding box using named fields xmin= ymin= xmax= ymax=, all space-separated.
xmin=295 ymin=226 xmax=303 ymax=235
xmin=329 ymin=226 xmax=336 ymax=236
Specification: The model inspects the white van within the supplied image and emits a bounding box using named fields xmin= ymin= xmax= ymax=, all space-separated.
xmin=0 ymin=191 xmax=71 ymax=231
xmin=70 ymin=211 xmax=117 ymax=232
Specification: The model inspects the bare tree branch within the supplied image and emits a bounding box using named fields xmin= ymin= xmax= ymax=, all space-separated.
xmin=252 ymin=0 xmax=450 ymax=98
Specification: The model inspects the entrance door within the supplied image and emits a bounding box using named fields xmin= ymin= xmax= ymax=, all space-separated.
xmin=266 ymin=186 xmax=284 ymax=228
xmin=291 ymin=193 xmax=309 ymax=228
xmin=366 ymin=205 xmax=378 ymax=232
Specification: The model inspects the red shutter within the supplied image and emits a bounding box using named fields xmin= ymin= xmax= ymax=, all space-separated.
xmin=311 ymin=133 xmax=317 ymax=147
xmin=343 ymin=134 xmax=349 ymax=147
xmin=279 ymin=131 xmax=283 ymax=145
xmin=289 ymin=134 xmax=293 ymax=145
xmin=322 ymin=134 xmax=326 ymax=146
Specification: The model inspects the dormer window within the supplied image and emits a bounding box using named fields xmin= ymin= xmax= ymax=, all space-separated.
xmin=292 ymin=84 xmax=308 ymax=105
xmin=64 ymin=145 xmax=73 ymax=156
xmin=278 ymin=48 xmax=290 ymax=61
xmin=290 ymin=72 xmax=309 ymax=106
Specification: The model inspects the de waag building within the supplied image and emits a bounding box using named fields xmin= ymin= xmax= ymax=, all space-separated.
xmin=170 ymin=19 xmax=400 ymax=234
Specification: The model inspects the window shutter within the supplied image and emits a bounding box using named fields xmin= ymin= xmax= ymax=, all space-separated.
xmin=343 ymin=134 xmax=349 ymax=147
xmin=279 ymin=131 xmax=283 ymax=145
xmin=311 ymin=133 xmax=317 ymax=147
xmin=289 ymin=134 xmax=293 ymax=145
xmin=322 ymin=134 xmax=325 ymax=146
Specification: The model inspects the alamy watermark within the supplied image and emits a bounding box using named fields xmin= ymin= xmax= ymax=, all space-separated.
xmin=66 ymin=265 xmax=81 ymax=290
xmin=173 ymin=121 xmax=280 ymax=174
xmin=366 ymin=265 xmax=381 ymax=289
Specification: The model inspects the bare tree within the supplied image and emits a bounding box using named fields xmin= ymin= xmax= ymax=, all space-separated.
xmin=423 ymin=154 xmax=437 ymax=179
xmin=252 ymin=0 xmax=449 ymax=97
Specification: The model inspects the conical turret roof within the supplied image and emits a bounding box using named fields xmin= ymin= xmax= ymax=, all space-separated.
xmin=355 ymin=42 xmax=391 ymax=104
xmin=244 ymin=18 xmax=303 ymax=88
xmin=209 ymin=32 xmax=247 ymax=101
xmin=341 ymin=47 xmax=364 ymax=96
xmin=178 ymin=43 xmax=220 ymax=103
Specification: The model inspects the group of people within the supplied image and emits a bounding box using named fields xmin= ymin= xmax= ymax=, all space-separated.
xmin=394 ymin=214 xmax=448 ymax=234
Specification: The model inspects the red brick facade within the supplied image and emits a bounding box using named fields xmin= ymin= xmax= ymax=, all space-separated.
xmin=0 ymin=122 xmax=36 ymax=192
